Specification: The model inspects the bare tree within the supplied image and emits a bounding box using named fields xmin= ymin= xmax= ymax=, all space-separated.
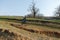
xmin=29 ymin=0 xmax=39 ymax=18
xmin=26 ymin=0 xmax=44 ymax=19
xmin=55 ymin=5 xmax=60 ymax=18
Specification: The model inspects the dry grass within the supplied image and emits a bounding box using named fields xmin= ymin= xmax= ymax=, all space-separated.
xmin=0 ymin=20 xmax=60 ymax=40
xmin=0 ymin=28 xmax=32 ymax=40
xmin=10 ymin=23 xmax=60 ymax=38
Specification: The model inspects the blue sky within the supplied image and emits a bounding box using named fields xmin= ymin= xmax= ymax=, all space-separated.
xmin=0 ymin=0 xmax=60 ymax=16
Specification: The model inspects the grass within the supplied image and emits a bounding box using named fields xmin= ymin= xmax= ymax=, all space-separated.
xmin=0 ymin=16 xmax=60 ymax=30
xmin=0 ymin=16 xmax=23 ymax=19
xmin=0 ymin=16 xmax=60 ymax=22
xmin=51 ymin=20 xmax=60 ymax=22
xmin=0 ymin=16 xmax=60 ymax=32
xmin=0 ymin=20 xmax=60 ymax=40
xmin=0 ymin=20 xmax=46 ymax=40
xmin=0 ymin=16 xmax=60 ymax=40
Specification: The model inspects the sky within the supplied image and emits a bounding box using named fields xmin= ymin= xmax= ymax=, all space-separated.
xmin=0 ymin=0 xmax=60 ymax=16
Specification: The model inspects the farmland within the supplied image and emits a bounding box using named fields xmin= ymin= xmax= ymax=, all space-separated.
xmin=0 ymin=16 xmax=60 ymax=40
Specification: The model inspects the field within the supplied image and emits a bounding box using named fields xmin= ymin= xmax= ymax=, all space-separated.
xmin=0 ymin=16 xmax=60 ymax=40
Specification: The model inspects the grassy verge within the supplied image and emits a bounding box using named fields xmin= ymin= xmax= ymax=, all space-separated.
xmin=0 ymin=20 xmax=60 ymax=40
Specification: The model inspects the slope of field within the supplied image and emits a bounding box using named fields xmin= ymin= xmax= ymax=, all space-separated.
xmin=0 ymin=20 xmax=60 ymax=40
